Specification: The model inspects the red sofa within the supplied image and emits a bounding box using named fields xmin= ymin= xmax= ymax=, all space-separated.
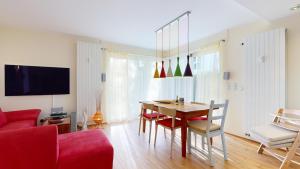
xmin=0 ymin=108 xmax=41 ymax=130
xmin=0 ymin=125 xmax=114 ymax=169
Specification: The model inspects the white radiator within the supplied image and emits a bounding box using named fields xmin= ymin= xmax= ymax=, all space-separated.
xmin=244 ymin=28 xmax=286 ymax=136
xmin=77 ymin=41 xmax=102 ymax=121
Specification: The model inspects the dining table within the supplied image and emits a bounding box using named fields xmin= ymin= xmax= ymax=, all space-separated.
xmin=140 ymin=100 xmax=211 ymax=158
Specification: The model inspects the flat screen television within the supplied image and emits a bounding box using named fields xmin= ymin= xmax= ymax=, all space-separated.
xmin=5 ymin=64 xmax=70 ymax=96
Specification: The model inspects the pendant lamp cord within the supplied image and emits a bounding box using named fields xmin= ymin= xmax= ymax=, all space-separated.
xmin=156 ymin=32 xmax=158 ymax=62
xmin=169 ymin=25 xmax=171 ymax=57
xmin=161 ymin=29 xmax=163 ymax=59
xmin=177 ymin=19 xmax=179 ymax=58
xmin=187 ymin=13 xmax=190 ymax=56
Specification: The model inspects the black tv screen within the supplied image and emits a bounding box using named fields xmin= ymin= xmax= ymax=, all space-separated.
xmin=5 ymin=65 xmax=70 ymax=96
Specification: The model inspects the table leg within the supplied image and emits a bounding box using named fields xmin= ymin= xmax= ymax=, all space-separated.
xmin=181 ymin=116 xmax=187 ymax=157
xmin=142 ymin=108 xmax=146 ymax=133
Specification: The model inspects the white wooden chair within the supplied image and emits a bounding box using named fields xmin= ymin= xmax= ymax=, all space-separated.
xmin=138 ymin=103 xmax=165 ymax=144
xmin=154 ymin=106 xmax=181 ymax=158
xmin=187 ymin=100 xmax=229 ymax=166
xmin=250 ymin=109 xmax=300 ymax=169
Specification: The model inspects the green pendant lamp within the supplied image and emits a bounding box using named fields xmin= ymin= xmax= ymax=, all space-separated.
xmin=174 ymin=20 xmax=182 ymax=77
xmin=154 ymin=32 xmax=160 ymax=78
xmin=160 ymin=29 xmax=166 ymax=78
xmin=183 ymin=13 xmax=193 ymax=77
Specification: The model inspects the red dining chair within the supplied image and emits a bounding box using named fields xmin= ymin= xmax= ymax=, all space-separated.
xmin=154 ymin=106 xmax=182 ymax=158
xmin=138 ymin=103 xmax=165 ymax=144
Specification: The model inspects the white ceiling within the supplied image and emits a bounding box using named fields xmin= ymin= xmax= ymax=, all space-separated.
xmin=234 ymin=0 xmax=300 ymax=21
xmin=0 ymin=0 xmax=298 ymax=49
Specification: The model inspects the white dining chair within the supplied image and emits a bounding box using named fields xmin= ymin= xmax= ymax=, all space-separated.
xmin=138 ymin=103 xmax=165 ymax=144
xmin=251 ymin=109 xmax=300 ymax=169
xmin=154 ymin=106 xmax=182 ymax=158
xmin=187 ymin=100 xmax=229 ymax=166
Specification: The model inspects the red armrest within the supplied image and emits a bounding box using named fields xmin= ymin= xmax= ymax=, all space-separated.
xmin=0 ymin=125 xmax=59 ymax=169
xmin=4 ymin=109 xmax=41 ymax=124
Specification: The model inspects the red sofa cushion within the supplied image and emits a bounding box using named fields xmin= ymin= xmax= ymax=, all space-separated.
xmin=57 ymin=129 xmax=114 ymax=169
xmin=143 ymin=113 xmax=165 ymax=120
xmin=0 ymin=120 xmax=35 ymax=131
xmin=0 ymin=108 xmax=7 ymax=127
xmin=156 ymin=118 xmax=182 ymax=128
xmin=0 ymin=126 xmax=58 ymax=169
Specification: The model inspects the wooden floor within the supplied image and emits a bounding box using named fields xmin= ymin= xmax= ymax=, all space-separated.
xmin=102 ymin=120 xmax=299 ymax=169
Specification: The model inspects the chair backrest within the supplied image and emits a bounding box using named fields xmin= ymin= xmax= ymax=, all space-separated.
xmin=207 ymin=100 xmax=229 ymax=132
xmin=142 ymin=103 xmax=154 ymax=110
xmin=158 ymin=106 xmax=177 ymax=128
xmin=272 ymin=109 xmax=300 ymax=132
xmin=51 ymin=107 xmax=63 ymax=114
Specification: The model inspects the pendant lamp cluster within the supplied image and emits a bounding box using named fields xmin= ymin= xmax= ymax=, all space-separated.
xmin=154 ymin=11 xmax=192 ymax=78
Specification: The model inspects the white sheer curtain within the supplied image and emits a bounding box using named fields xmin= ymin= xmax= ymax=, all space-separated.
xmin=103 ymin=44 xmax=223 ymax=123
xmin=194 ymin=44 xmax=224 ymax=103
xmin=103 ymin=51 xmax=158 ymax=123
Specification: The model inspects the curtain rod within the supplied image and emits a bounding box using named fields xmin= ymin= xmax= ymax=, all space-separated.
xmin=155 ymin=11 xmax=191 ymax=32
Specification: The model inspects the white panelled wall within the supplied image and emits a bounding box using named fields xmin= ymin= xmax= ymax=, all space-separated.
xmin=77 ymin=41 xmax=102 ymax=121
xmin=244 ymin=28 xmax=286 ymax=136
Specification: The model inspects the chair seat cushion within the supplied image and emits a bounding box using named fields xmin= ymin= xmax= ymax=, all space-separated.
xmin=188 ymin=121 xmax=220 ymax=133
xmin=156 ymin=118 xmax=182 ymax=128
xmin=143 ymin=113 xmax=165 ymax=120
xmin=250 ymin=124 xmax=297 ymax=142
xmin=0 ymin=108 xmax=7 ymax=127
xmin=58 ymin=129 xmax=114 ymax=169
xmin=188 ymin=116 xmax=208 ymax=121
xmin=0 ymin=120 xmax=35 ymax=131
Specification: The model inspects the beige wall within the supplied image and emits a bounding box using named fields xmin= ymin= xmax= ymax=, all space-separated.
xmin=0 ymin=27 xmax=77 ymax=116
xmin=0 ymin=26 xmax=154 ymax=117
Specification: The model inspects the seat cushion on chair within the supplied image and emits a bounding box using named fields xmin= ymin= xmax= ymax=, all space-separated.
xmin=0 ymin=108 xmax=7 ymax=127
xmin=143 ymin=113 xmax=165 ymax=120
xmin=250 ymin=124 xmax=297 ymax=143
xmin=188 ymin=121 xmax=220 ymax=133
xmin=156 ymin=118 xmax=182 ymax=128
xmin=0 ymin=120 xmax=35 ymax=130
xmin=187 ymin=116 xmax=208 ymax=121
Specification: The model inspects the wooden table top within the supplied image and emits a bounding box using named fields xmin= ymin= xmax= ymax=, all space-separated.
xmin=140 ymin=101 xmax=210 ymax=113
xmin=42 ymin=117 xmax=70 ymax=126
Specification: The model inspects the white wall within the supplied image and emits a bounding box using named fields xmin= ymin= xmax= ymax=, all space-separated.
xmin=0 ymin=26 xmax=155 ymax=118
xmin=223 ymin=14 xmax=300 ymax=137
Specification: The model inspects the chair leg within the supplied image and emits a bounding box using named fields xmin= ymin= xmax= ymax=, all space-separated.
xmin=138 ymin=116 xmax=142 ymax=136
xmin=279 ymin=136 xmax=300 ymax=169
xmin=207 ymin=136 xmax=214 ymax=166
xmin=188 ymin=128 xmax=192 ymax=154
xmin=148 ymin=121 xmax=152 ymax=144
xmin=171 ymin=129 xmax=175 ymax=158
xmin=154 ymin=124 xmax=158 ymax=147
xmin=194 ymin=133 xmax=197 ymax=148
xmin=257 ymin=144 xmax=265 ymax=154
xmin=221 ymin=133 xmax=228 ymax=160
xmin=202 ymin=136 xmax=205 ymax=150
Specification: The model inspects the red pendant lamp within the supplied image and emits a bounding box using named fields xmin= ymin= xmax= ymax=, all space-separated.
xmin=160 ymin=29 xmax=166 ymax=78
xmin=184 ymin=13 xmax=193 ymax=77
